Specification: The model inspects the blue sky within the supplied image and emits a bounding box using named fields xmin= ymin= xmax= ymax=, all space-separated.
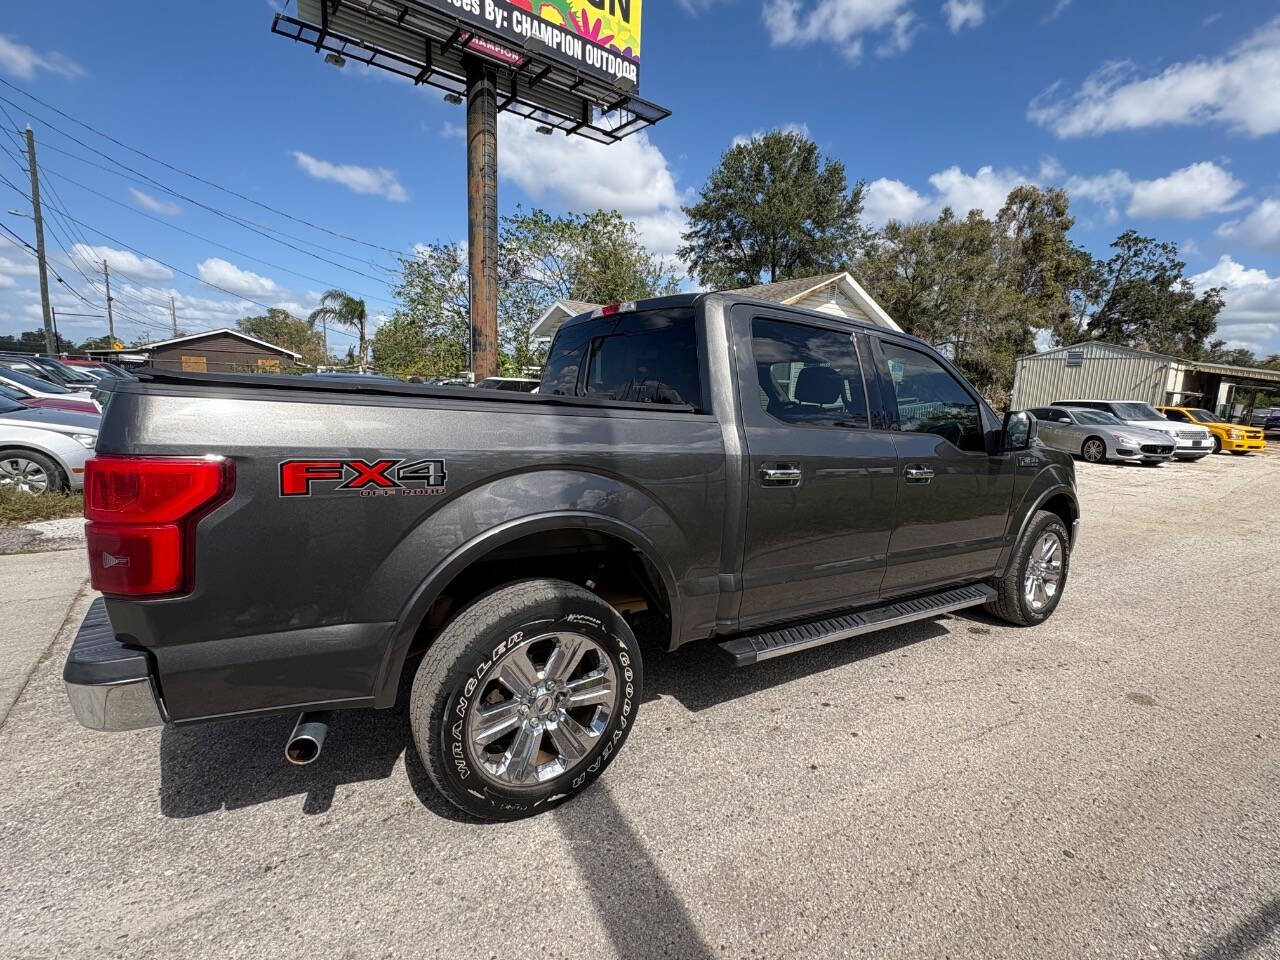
xmin=1 ymin=0 xmax=1279 ymax=356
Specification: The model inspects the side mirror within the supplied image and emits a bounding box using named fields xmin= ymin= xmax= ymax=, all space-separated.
xmin=1003 ymin=410 xmax=1037 ymax=452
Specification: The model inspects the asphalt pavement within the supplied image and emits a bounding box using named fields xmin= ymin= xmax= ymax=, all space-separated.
xmin=1 ymin=450 xmax=1278 ymax=959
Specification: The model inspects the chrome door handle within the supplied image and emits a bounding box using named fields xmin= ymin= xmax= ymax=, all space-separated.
xmin=759 ymin=465 xmax=802 ymax=486
xmin=903 ymin=465 xmax=934 ymax=483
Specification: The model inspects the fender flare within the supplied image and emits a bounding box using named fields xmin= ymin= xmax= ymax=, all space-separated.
xmin=371 ymin=510 xmax=682 ymax=707
xmin=998 ymin=481 xmax=1080 ymax=577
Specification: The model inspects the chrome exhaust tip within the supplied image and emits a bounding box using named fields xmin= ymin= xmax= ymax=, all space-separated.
xmin=285 ymin=712 xmax=330 ymax=765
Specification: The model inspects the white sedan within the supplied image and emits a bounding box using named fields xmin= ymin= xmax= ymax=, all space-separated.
xmin=0 ymin=394 xmax=98 ymax=494
xmin=0 ymin=367 xmax=100 ymax=411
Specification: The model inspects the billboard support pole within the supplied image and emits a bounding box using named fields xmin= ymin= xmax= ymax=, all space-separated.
xmin=465 ymin=56 xmax=499 ymax=382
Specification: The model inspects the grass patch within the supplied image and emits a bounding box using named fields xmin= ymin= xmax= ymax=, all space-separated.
xmin=0 ymin=487 xmax=85 ymax=524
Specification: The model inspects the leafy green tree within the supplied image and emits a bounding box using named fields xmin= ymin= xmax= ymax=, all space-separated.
xmin=500 ymin=208 xmax=679 ymax=372
xmin=0 ymin=328 xmax=75 ymax=353
xmin=376 ymin=209 xmax=680 ymax=378
xmin=679 ymin=130 xmax=866 ymax=289
xmin=372 ymin=242 xmax=470 ymax=378
xmin=857 ymin=209 xmax=1034 ymax=404
xmin=1071 ymin=231 xmax=1223 ymax=358
xmin=237 ymin=308 xmax=326 ymax=368
xmin=309 ymin=289 xmax=370 ymax=372
xmin=77 ymin=335 xmax=116 ymax=352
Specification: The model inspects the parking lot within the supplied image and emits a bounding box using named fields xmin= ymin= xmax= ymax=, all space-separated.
xmin=2 ymin=449 xmax=1278 ymax=959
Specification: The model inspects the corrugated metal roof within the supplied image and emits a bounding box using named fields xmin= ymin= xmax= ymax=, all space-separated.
xmin=1016 ymin=341 xmax=1177 ymax=363
xmin=1182 ymin=359 xmax=1280 ymax=384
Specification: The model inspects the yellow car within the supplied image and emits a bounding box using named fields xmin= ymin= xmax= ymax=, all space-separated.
xmin=1157 ymin=406 xmax=1267 ymax=455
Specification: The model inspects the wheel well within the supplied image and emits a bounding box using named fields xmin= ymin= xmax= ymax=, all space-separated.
xmin=405 ymin=528 xmax=673 ymax=665
xmin=1041 ymin=492 xmax=1078 ymax=540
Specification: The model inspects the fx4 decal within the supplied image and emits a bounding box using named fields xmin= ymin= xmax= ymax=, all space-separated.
xmin=279 ymin=458 xmax=447 ymax=498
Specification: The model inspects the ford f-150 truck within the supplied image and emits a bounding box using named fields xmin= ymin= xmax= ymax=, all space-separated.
xmin=63 ymin=293 xmax=1079 ymax=820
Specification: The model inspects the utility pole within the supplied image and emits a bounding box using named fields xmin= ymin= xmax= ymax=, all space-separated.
xmin=24 ymin=127 xmax=55 ymax=354
xmin=465 ymin=56 xmax=499 ymax=382
xmin=103 ymin=260 xmax=115 ymax=344
xmin=170 ymin=295 xmax=177 ymax=336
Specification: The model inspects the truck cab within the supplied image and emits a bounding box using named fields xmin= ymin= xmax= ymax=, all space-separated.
xmin=64 ymin=293 xmax=1079 ymax=820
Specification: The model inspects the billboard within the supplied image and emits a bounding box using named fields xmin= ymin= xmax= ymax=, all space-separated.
xmin=432 ymin=0 xmax=641 ymax=87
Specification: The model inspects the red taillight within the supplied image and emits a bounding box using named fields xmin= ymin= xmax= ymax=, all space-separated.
xmin=84 ymin=456 xmax=234 ymax=597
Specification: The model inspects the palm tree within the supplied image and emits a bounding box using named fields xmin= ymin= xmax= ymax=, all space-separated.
xmin=309 ymin=289 xmax=369 ymax=372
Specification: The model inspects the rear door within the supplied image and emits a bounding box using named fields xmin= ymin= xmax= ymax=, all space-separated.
xmin=873 ymin=338 xmax=1016 ymax=595
xmin=732 ymin=307 xmax=898 ymax=629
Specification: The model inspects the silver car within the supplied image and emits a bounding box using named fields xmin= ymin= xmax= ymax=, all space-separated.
xmin=1028 ymin=406 xmax=1175 ymax=465
xmin=0 ymin=394 xmax=98 ymax=494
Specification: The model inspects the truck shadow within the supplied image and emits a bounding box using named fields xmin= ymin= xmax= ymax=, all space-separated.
xmin=157 ymin=666 xmax=472 ymax=822
xmin=641 ymin=617 xmax=949 ymax=712
xmin=157 ymin=620 xmax=946 ymax=820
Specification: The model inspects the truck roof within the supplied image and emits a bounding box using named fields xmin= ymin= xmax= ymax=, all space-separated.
xmin=555 ymin=292 xmax=926 ymax=346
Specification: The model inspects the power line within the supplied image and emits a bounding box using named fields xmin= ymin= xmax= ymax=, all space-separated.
xmin=0 ymin=77 xmax=407 ymax=257
xmin=39 ymin=162 xmax=398 ymax=306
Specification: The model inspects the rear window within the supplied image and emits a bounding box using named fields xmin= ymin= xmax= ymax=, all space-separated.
xmin=541 ymin=308 xmax=701 ymax=409
xmin=0 ymin=367 xmax=73 ymax=394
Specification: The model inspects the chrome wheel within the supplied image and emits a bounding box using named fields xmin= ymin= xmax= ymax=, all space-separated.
xmin=1023 ymin=531 xmax=1064 ymax=613
xmin=0 ymin=455 xmax=51 ymax=495
xmin=1082 ymin=439 xmax=1105 ymax=463
xmin=463 ymin=632 xmax=618 ymax=788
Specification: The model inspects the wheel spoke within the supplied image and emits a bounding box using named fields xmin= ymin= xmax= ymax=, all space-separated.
xmin=564 ymin=670 xmax=614 ymax=708
xmin=472 ymin=699 xmax=523 ymax=746
xmin=547 ymin=712 xmax=593 ymax=762
xmin=544 ymin=634 xmax=588 ymax=683
xmin=500 ymin=724 xmax=543 ymax=784
xmin=494 ymin=646 xmax=539 ymax=695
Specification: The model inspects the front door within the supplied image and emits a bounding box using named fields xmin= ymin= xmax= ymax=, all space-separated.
xmin=874 ymin=339 xmax=1016 ymax=595
xmin=733 ymin=309 xmax=898 ymax=630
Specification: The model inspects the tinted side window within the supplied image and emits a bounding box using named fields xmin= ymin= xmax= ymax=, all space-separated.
xmin=881 ymin=341 xmax=984 ymax=453
xmin=540 ymin=308 xmax=701 ymax=408
xmin=1163 ymin=409 xmax=1188 ymax=421
xmin=751 ymin=318 xmax=868 ymax=428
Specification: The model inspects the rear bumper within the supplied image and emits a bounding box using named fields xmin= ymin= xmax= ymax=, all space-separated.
xmin=63 ymin=598 xmax=164 ymax=732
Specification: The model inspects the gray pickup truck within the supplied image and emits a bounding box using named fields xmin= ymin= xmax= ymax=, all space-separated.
xmin=64 ymin=293 xmax=1079 ymax=820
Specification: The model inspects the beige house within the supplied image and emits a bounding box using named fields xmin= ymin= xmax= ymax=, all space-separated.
xmin=530 ymin=272 xmax=902 ymax=341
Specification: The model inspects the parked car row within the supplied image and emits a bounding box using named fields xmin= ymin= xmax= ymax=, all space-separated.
xmin=0 ymin=353 xmax=129 ymax=495
xmin=1029 ymin=398 xmax=1266 ymax=465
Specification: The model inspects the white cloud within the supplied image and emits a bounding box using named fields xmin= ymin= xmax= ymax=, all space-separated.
xmin=731 ymin=122 xmax=811 ymax=148
xmin=1218 ymin=195 xmax=1280 ymax=251
xmin=942 ymin=0 xmax=984 ymax=32
xmin=497 ymin=114 xmax=685 ymax=257
xmin=1125 ymin=162 xmax=1247 ymax=219
xmin=763 ymin=0 xmax=915 ymax=61
xmin=71 ymin=244 xmax=172 ymax=283
xmin=0 ymin=34 xmax=84 ymax=80
xmin=863 ymin=177 xmax=931 ymax=226
xmin=129 ymin=188 xmax=181 ymax=217
xmin=1029 ymin=16 xmax=1280 ymax=137
xmin=1063 ymin=169 xmax=1133 ymax=220
xmin=440 ymin=121 xmax=465 ymax=140
xmin=292 ymin=151 xmax=408 ymax=202
xmin=196 ymin=258 xmax=281 ymax=298
xmin=1191 ymin=255 xmax=1280 ymax=352
xmin=928 ymin=164 xmax=1034 ymax=216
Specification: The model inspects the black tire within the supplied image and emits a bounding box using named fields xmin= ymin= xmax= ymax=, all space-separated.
xmin=409 ymin=578 xmax=642 ymax=821
xmin=985 ymin=510 xmax=1071 ymax=627
xmin=0 ymin=448 xmax=65 ymax=495
xmin=1080 ymin=436 xmax=1106 ymax=463
xmin=1211 ymin=436 xmax=1222 ymax=455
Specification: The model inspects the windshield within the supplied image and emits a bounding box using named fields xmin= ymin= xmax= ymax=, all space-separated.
xmin=35 ymin=357 xmax=95 ymax=383
xmin=1112 ymin=402 xmax=1165 ymax=421
xmin=0 ymin=367 xmax=73 ymax=394
xmin=1185 ymin=408 xmax=1224 ymax=423
xmin=1073 ymin=409 xmax=1122 ymax=425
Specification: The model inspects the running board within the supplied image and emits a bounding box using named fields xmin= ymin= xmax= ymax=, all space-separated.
xmin=718 ymin=584 xmax=997 ymax=667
